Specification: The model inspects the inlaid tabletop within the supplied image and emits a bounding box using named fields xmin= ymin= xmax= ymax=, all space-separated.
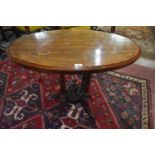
xmin=7 ymin=29 xmax=141 ymax=73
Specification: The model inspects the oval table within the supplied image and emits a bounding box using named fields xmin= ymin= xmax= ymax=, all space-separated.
xmin=7 ymin=29 xmax=141 ymax=126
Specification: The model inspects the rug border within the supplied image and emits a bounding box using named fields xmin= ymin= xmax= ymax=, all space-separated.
xmin=109 ymin=70 xmax=153 ymax=129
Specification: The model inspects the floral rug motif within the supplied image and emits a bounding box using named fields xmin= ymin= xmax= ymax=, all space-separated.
xmin=96 ymin=71 xmax=151 ymax=128
xmin=0 ymin=58 xmax=152 ymax=129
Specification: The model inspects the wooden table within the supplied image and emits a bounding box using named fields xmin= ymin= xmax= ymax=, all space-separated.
xmin=7 ymin=29 xmax=141 ymax=124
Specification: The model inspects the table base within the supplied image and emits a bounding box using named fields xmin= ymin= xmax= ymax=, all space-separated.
xmin=52 ymin=73 xmax=97 ymax=128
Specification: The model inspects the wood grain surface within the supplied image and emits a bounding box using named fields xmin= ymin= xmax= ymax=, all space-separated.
xmin=7 ymin=29 xmax=141 ymax=73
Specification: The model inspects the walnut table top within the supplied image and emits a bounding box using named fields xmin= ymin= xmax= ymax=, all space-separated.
xmin=7 ymin=29 xmax=141 ymax=73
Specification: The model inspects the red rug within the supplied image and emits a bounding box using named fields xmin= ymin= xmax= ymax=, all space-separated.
xmin=0 ymin=58 xmax=152 ymax=128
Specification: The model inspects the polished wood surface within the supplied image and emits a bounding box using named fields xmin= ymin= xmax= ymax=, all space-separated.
xmin=7 ymin=29 xmax=141 ymax=73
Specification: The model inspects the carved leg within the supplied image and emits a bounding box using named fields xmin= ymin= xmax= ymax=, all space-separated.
xmin=59 ymin=73 xmax=65 ymax=94
xmin=65 ymin=73 xmax=97 ymax=127
xmin=111 ymin=26 xmax=116 ymax=33
xmin=52 ymin=73 xmax=97 ymax=128
xmin=80 ymin=74 xmax=96 ymax=127
xmin=65 ymin=76 xmax=83 ymax=103
xmin=81 ymin=73 xmax=91 ymax=94
xmin=49 ymin=73 xmax=65 ymax=100
xmin=0 ymin=27 xmax=8 ymax=42
xmin=61 ymin=74 xmax=93 ymax=115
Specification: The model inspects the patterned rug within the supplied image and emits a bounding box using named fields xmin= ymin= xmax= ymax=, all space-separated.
xmin=0 ymin=51 xmax=152 ymax=128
